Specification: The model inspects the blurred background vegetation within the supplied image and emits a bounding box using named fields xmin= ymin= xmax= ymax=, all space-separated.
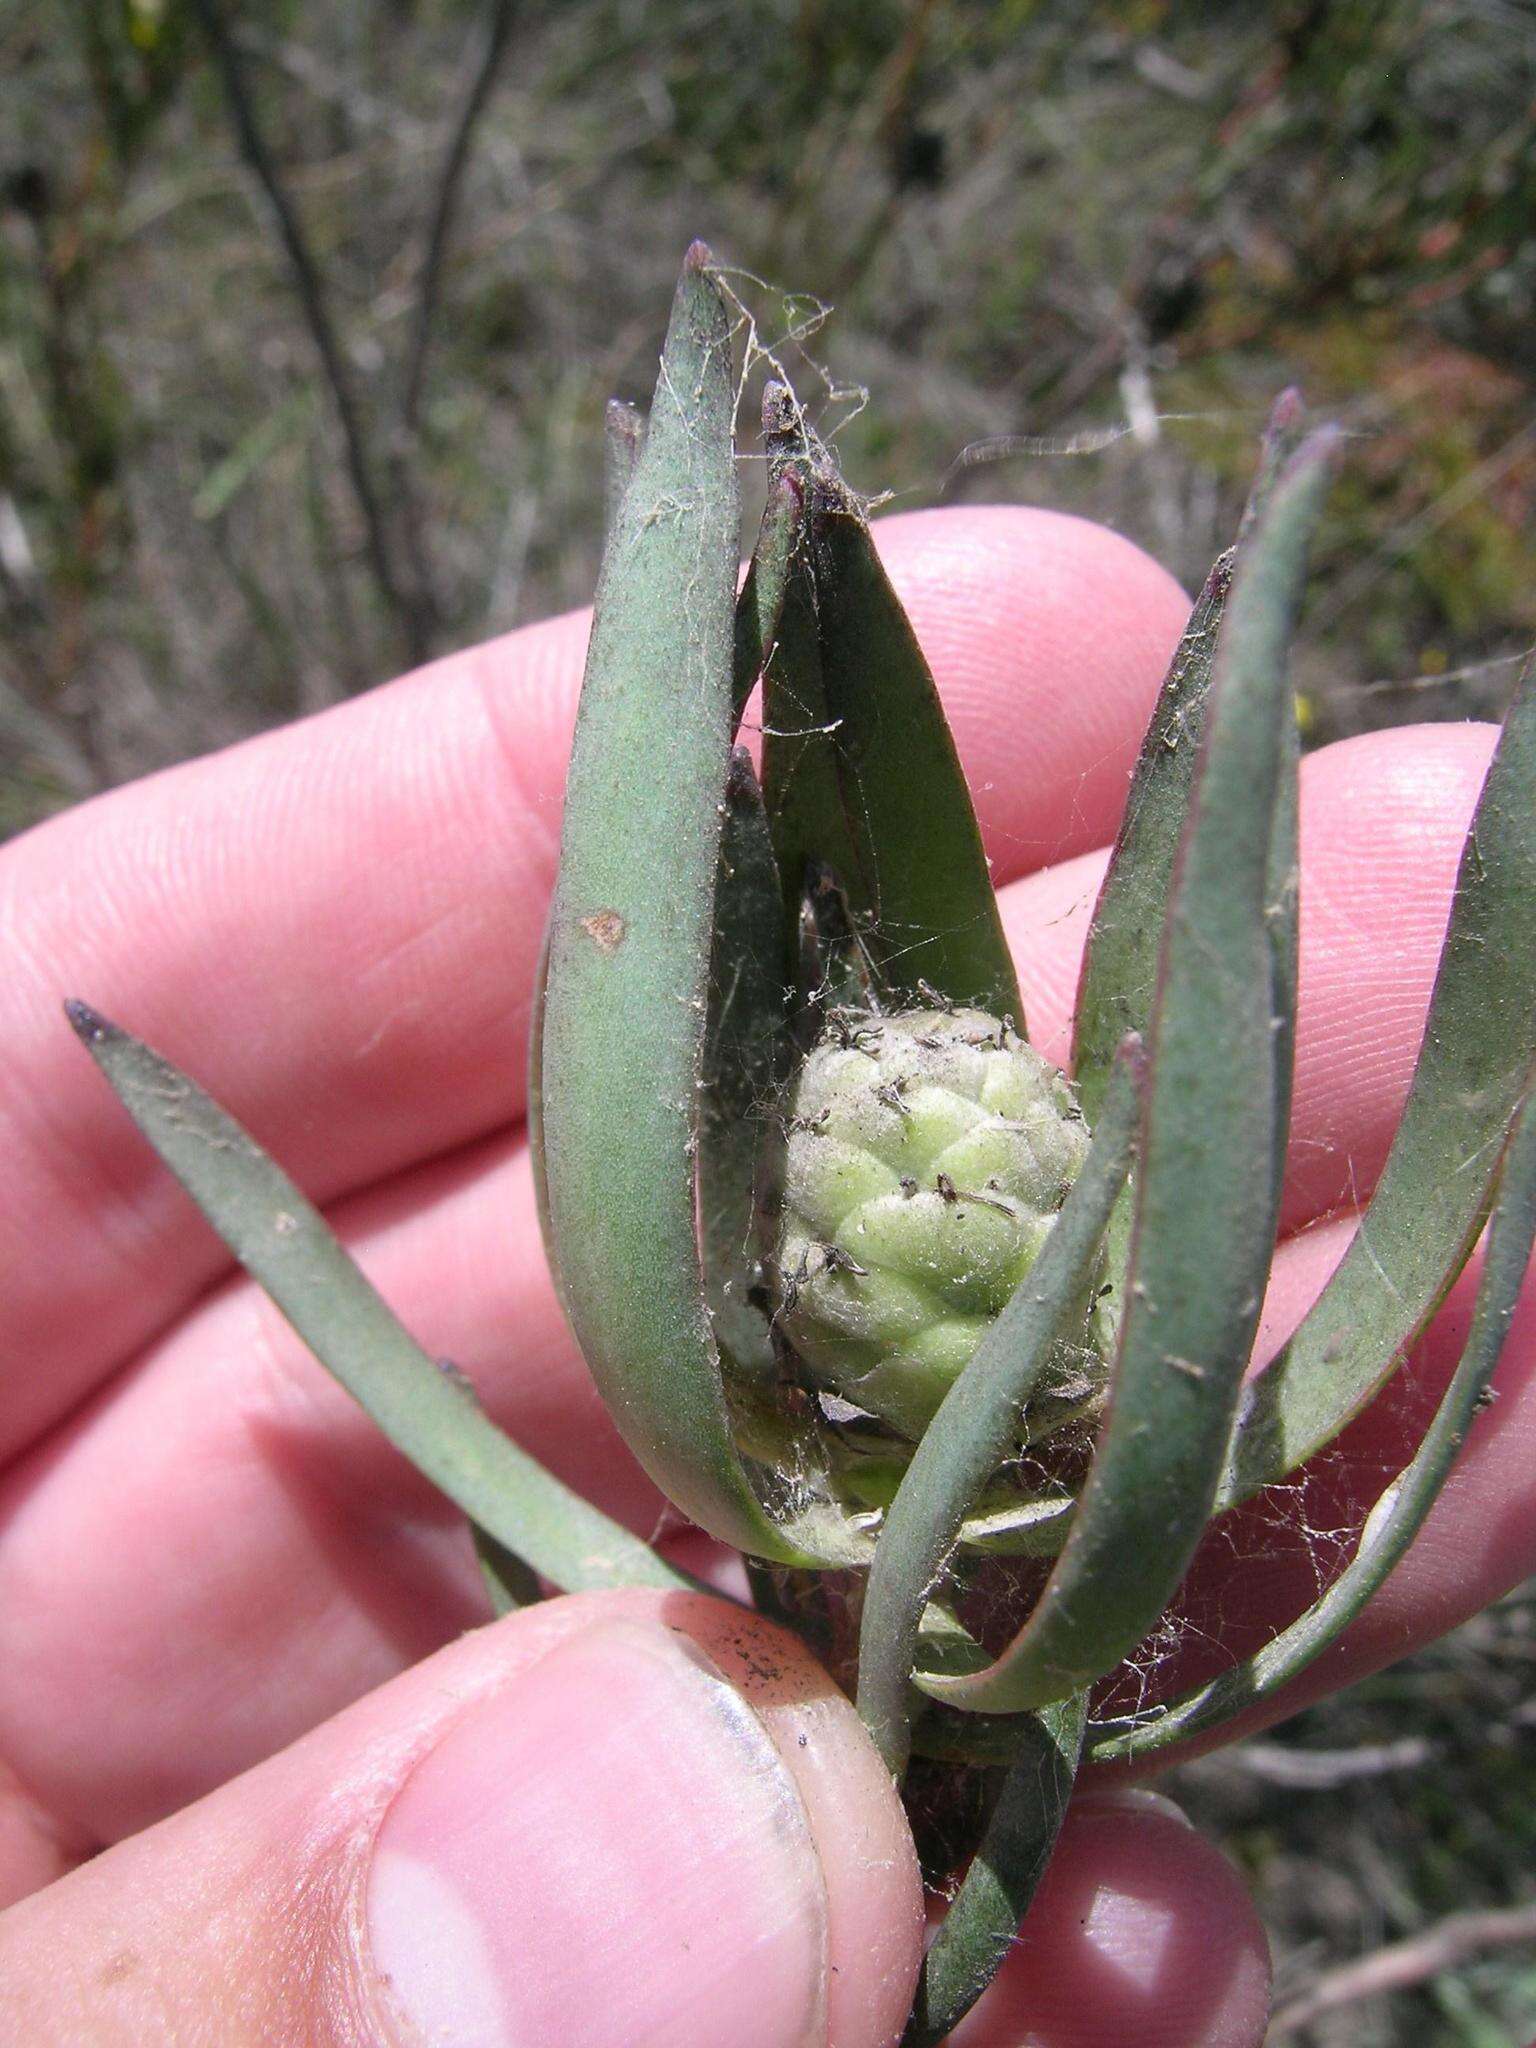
xmin=4 ymin=1 xmax=1536 ymax=2036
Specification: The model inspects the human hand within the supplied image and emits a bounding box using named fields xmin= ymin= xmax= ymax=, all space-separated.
xmin=1 ymin=507 xmax=1529 ymax=2045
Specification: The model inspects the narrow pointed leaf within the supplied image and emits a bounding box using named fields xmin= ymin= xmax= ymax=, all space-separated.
xmin=857 ymin=1041 xmax=1143 ymax=1776
xmin=473 ymin=1525 xmax=544 ymax=1613
xmin=904 ymin=1693 xmax=1087 ymax=2048
xmin=1236 ymin=386 xmax=1306 ymax=544
xmin=1221 ymin=650 xmax=1536 ymax=1504
xmin=1074 ymin=390 xmax=1305 ymax=1120
xmin=1071 ymin=549 xmax=1231 ymax=1118
xmin=761 ymin=519 xmax=862 ymax=991
xmin=526 ymin=921 xmax=558 ymax=1296
xmin=1267 ymin=710 xmax=1300 ymax=1215
xmin=699 ymin=749 xmax=792 ymax=1383
xmin=1095 ymin=1076 xmax=1536 ymax=1765
xmin=539 ymin=249 xmax=854 ymax=1565
xmin=66 ymin=1004 xmax=691 ymax=1596
xmin=761 ymin=419 xmax=1020 ymax=1022
xmin=919 ymin=438 xmax=1335 ymax=1715
xmin=732 ymin=470 xmax=803 ymax=729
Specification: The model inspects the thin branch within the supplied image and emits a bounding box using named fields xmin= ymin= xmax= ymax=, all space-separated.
xmin=402 ymin=0 xmax=519 ymax=432
xmin=1268 ymin=1900 xmax=1536 ymax=2039
xmin=1182 ymin=1734 xmax=1437 ymax=1792
xmin=190 ymin=0 xmax=429 ymax=662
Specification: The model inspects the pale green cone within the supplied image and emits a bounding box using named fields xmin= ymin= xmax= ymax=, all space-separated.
xmin=776 ymin=1007 xmax=1109 ymax=1440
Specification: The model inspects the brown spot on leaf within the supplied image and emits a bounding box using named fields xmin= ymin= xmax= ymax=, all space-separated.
xmin=580 ymin=909 xmax=627 ymax=954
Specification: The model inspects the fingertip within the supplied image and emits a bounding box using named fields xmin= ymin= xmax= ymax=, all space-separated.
xmin=366 ymin=1593 xmax=922 ymax=2048
xmin=654 ymin=1596 xmax=926 ymax=2048
xmin=949 ymin=1791 xmax=1271 ymax=2048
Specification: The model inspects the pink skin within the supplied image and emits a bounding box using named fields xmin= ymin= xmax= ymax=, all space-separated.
xmin=0 ymin=502 xmax=1526 ymax=2043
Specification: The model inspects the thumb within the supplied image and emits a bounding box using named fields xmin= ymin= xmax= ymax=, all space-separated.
xmin=0 ymin=1588 xmax=922 ymax=2047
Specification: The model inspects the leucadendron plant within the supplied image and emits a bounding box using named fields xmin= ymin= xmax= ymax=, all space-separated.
xmin=69 ymin=245 xmax=1536 ymax=2042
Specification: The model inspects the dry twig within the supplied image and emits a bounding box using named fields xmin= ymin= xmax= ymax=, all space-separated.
xmin=403 ymin=0 xmax=519 ymax=432
xmin=1268 ymin=1899 xmax=1536 ymax=2039
xmin=190 ymin=0 xmax=432 ymax=661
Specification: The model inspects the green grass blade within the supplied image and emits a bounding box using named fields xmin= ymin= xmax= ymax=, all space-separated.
xmin=66 ymin=1004 xmax=692 ymax=1596
xmin=700 ymin=749 xmax=791 ymax=1384
xmin=539 ymin=248 xmax=851 ymax=1566
xmin=919 ymin=436 xmax=1335 ymax=1716
xmin=1220 ymin=650 xmax=1536 ymax=1505
xmin=1095 ymin=1076 xmax=1536 ymax=1766
xmin=761 ymin=424 xmax=1020 ymax=1024
xmin=856 ymin=1041 xmax=1144 ymax=1776
xmin=903 ymin=1693 xmax=1087 ymax=2048
xmin=1073 ymin=389 xmax=1305 ymax=1122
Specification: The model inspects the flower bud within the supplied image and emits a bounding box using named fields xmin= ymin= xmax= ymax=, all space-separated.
xmin=776 ymin=1007 xmax=1107 ymax=1440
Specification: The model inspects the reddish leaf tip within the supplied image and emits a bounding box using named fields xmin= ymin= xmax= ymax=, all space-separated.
xmin=1268 ymin=386 xmax=1306 ymax=434
xmin=64 ymin=997 xmax=117 ymax=1045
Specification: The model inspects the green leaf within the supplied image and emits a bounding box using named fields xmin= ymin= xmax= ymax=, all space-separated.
xmin=1267 ymin=707 xmax=1300 ymax=1217
xmin=1237 ymin=387 xmax=1306 ymax=544
xmin=903 ymin=1693 xmax=1087 ymax=2048
xmin=66 ymin=1004 xmax=691 ymax=1596
xmin=919 ymin=435 xmax=1336 ymax=1716
xmin=856 ymin=1040 xmax=1144 ymax=1776
xmin=603 ymin=397 xmax=644 ymax=539
xmin=1094 ymin=1075 xmax=1536 ymax=1766
xmin=699 ymin=749 xmax=792 ymax=1384
xmin=760 ymin=497 xmax=862 ymax=996
xmin=760 ymin=397 xmax=1020 ymax=1024
xmin=1073 ymin=389 xmax=1305 ymax=1122
xmin=732 ymin=469 xmax=803 ymax=730
xmin=539 ymin=249 xmax=857 ymax=1566
xmin=526 ymin=920 xmax=558 ymax=1295
xmin=1220 ymin=649 xmax=1536 ymax=1505
xmin=473 ymin=1525 xmax=544 ymax=1613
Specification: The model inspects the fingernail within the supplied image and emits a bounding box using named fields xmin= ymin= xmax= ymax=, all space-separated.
xmin=367 ymin=1619 xmax=827 ymax=2048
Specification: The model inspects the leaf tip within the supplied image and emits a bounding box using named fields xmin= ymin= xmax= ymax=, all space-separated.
xmin=1287 ymin=420 xmax=1345 ymax=480
xmin=64 ymin=997 xmax=118 ymax=1047
xmin=1267 ymin=386 xmax=1307 ymax=437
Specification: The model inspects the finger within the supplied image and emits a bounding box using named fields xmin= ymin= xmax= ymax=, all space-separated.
xmin=951 ymin=1791 xmax=1270 ymax=2048
xmin=3 ymin=507 xmax=1187 ymax=1459
xmin=0 ymin=723 xmax=1503 ymax=1836
xmin=1005 ymin=722 xmax=1498 ymax=1234
xmin=0 ymin=1590 xmax=922 ymax=2048
xmin=0 ymin=1760 xmax=87 ymax=1912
